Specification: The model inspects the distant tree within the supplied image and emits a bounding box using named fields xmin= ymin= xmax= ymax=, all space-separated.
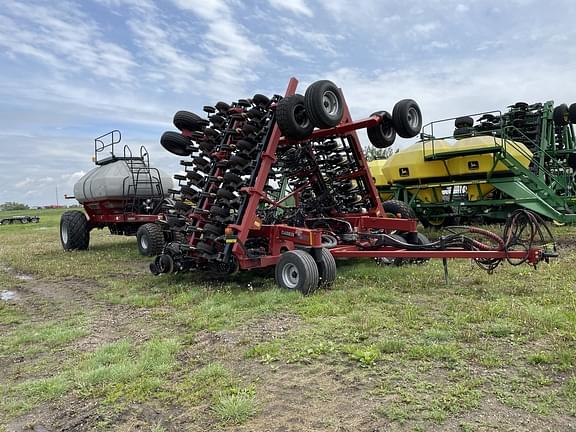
xmin=0 ymin=202 xmax=30 ymax=211
xmin=363 ymin=145 xmax=394 ymax=161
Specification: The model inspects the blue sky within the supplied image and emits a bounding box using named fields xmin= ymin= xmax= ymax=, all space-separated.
xmin=1 ymin=0 xmax=576 ymax=206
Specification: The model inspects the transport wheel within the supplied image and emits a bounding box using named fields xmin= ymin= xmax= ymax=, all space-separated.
xmin=392 ymin=99 xmax=422 ymax=138
xmin=382 ymin=200 xmax=416 ymax=219
xmin=276 ymin=94 xmax=314 ymax=139
xmin=367 ymin=111 xmax=396 ymax=148
xmin=275 ymin=250 xmax=319 ymax=294
xmin=304 ymin=80 xmax=343 ymax=129
xmin=455 ymin=116 xmax=474 ymax=128
xmin=173 ymin=111 xmax=208 ymax=132
xmin=136 ymin=223 xmax=165 ymax=256
xmin=20 ymin=218 xmax=28 ymax=224
xmin=553 ymin=104 xmax=569 ymax=126
xmin=60 ymin=211 xmax=90 ymax=251
xmin=316 ymin=248 xmax=337 ymax=287
xmin=31 ymin=217 xmax=39 ymax=223
xmin=160 ymin=131 xmax=192 ymax=156
xmin=569 ymin=103 xmax=576 ymax=123
xmin=420 ymin=207 xmax=454 ymax=228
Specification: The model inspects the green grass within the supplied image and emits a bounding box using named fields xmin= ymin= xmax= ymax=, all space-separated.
xmin=0 ymin=208 xmax=575 ymax=429
xmin=0 ymin=318 xmax=87 ymax=356
xmin=1 ymin=337 xmax=181 ymax=418
xmin=212 ymin=389 xmax=257 ymax=424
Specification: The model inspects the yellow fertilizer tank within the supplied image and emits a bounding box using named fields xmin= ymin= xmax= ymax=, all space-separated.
xmin=370 ymin=136 xmax=532 ymax=187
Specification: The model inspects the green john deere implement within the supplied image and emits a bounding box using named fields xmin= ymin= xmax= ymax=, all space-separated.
xmin=369 ymin=101 xmax=576 ymax=225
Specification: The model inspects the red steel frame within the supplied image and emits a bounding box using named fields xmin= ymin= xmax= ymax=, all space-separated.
xmin=212 ymin=77 xmax=546 ymax=269
xmin=83 ymin=199 xmax=160 ymax=228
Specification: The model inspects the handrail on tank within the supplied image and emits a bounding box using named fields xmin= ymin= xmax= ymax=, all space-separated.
xmin=140 ymin=146 xmax=150 ymax=168
xmin=94 ymin=130 xmax=122 ymax=163
xmin=420 ymin=110 xmax=503 ymax=160
xmin=419 ymin=111 xmax=571 ymax=192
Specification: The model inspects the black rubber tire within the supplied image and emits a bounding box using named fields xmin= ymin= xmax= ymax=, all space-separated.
xmin=210 ymin=205 xmax=230 ymax=217
xmin=392 ymin=99 xmax=422 ymax=138
xmin=276 ymin=94 xmax=314 ymax=139
xmin=229 ymin=153 xmax=251 ymax=168
xmin=179 ymin=184 xmax=197 ymax=196
xmin=569 ymin=103 xmax=576 ymax=123
xmin=275 ymin=250 xmax=319 ymax=294
xmin=420 ymin=207 xmax=454 ymax=228
xmin=304 ymin=80 xmax=343 ymax=129
xmin=187 ymin=171 xmax=204 ymax=182
xmin=242 ymin=123 xmax=259 ymax=135
xmin=367 ymin=111 xmax=396 ymax=148
xmin=416 ymin=232 xmax=430 ymax=245
xmin=236 ymin=139 xmax=255 ymax=152
xmin=31 ymin=217 xmax=39 ymax=223
xmin=136 ymin=223 xmax=164 ymax=256
xmin=223 ymin=172 xmax=243 ymax=185
xmin=20 ymin=218 xmax=28 ymax=224
xmin=554 ymin=104 xmax=570 ymax=126
xmin=454 ymin=127 xmax=474 ymax=139
xmin=173 ymin=111 xmax=208 ymax=132
xmin=246 ymin=108 xmax=264 ymax=120
xmin=199 ymin=141 xmax=216 ymax=153
xmin=203 ymin=223 xmax=224 ymax=237
xmin=193 ymin=156 xmax=210 ymax=170
xmin=60 ymin=211 xmax=89 ymax=251
xmin=216 ymin=188 xmax=236 ymax=200
xmin=455 ymin=116 xmax=474 ymax=128
xmin=174 ymin=200 xmax=192 ymax=212
xmin=252 ymin=94 xmax=270 ymax=107
xmin=383 ymin=200 xmax=416 ymax=219
xmin=316 ymin=248 xmax=336 ymax=287
xmin=215 ymin=101 xmax=230 ymax=112
xmin=160 ymin=131 xmax=192 ymax=156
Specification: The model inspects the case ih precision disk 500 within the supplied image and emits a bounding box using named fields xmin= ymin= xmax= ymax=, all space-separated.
xmin=150 ymin=78 xmax=556 ymax=293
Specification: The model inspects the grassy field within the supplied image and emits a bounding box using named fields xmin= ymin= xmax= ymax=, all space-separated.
xmin=0 ymin=208 xmax=575 ymax=431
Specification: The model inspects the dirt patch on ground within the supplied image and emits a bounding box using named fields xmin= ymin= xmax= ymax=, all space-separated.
xmin=235 ymin=362 xmax=387 ymax=432
xmin=441 ymin=398 xmax=576 ymax=432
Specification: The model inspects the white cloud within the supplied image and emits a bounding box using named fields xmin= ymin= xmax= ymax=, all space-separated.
xmin=169 ymin=0 xmax=266 ymax=94
xmin=276 ymin=44 xmax=311 ymax=61
xmin=171 ymin=0 xmax=230 ymax=20
xmin=0 ymin=0 xmax=136 ymax=82
xmin=268 ymin=0 xmax=313 ymax=17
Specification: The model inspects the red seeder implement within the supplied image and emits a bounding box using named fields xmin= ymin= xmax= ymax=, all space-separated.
xmin=150 ymin=77 xmax=557 ymax=293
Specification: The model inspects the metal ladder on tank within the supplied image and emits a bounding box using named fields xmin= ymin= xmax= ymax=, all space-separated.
xmin=124 ymin=145 xmax=165 ymax=214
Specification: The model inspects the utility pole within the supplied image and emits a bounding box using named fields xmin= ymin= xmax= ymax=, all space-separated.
xmin=56 ymin=184 xmax=59 ymax=207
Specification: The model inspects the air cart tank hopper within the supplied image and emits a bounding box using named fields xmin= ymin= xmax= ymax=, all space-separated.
xmin=60 ymin=130 xmax=176 ymax=256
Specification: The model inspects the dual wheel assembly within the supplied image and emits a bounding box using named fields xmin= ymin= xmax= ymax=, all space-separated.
xmin=275 ymin=80 xmax=422 ymax=146
xmin=275 ymin=249 xmax=336 ymax=294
